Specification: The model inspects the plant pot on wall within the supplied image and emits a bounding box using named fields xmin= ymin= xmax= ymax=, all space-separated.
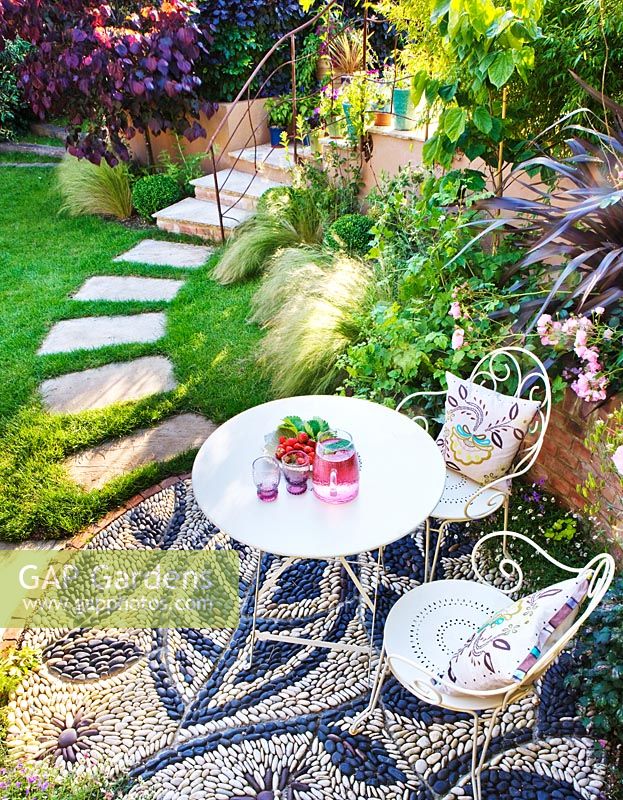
xmin=269 ymin=126 xmax=287 ymax=147
xmin=374 ymin=110 xmax=392 ymax=127
xmin=316 ymin=55 xmax=332 ymax=83
xmin=393 ymin=88 xmax=415 ymax=131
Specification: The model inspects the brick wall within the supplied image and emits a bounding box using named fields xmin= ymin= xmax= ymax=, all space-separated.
xmin=530 ymin=389 xmax=622 ymax=556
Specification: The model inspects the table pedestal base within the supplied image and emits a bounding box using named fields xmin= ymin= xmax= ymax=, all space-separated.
xmin=249 ymin=550 xmax=384 ymax=669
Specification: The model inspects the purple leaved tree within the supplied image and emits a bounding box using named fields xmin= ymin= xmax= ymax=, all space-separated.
xmin=0 ymin=0 xmax=216 ymax=164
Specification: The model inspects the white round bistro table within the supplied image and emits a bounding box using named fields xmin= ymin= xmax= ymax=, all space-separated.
xmin=192 ymin=395 xmax=446 ymax=662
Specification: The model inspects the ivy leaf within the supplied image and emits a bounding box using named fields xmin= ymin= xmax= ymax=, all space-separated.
xmin=473 ymin=106 xmax=493 ymax=134
xmin=488 ymin=51 xmax=515 ymax=88
xmin=442 ymin=107 xmax=467 ymax=143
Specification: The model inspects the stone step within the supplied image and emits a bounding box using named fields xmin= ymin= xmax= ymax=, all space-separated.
xmin=114 ymin=239 xmax=213 ymax=269
xmin=73 ymin=276 xmax=185 ymax=302
xmin=153 ymin=197 xmax=252 ymax=240
xmin=38 ymin=312 xmax=166 ymax=355
xmin=227 ymin=143 xmax=311 ymax=183
xmin=191 ymin=169 xmax=288 ymax=210
xmin=64 ymin=413 xmax=217 ymax=490
xmin=40 ymin=356 xmax=176 ymax=414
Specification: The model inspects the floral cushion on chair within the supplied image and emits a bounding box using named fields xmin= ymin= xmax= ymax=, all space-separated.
xmin=444 ymin=573 xmax=590 ymax=693
xmin=436 ymin=372 xmax=541 ymax=485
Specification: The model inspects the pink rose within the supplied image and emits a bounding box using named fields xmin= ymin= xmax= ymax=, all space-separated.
xmin=451 ymin=327 xmax=465 ymax=350
xmin=613 ymin=445 xmax=623 ymax=476
xmin=536 ymin=314 xmax=552 ymax=335
xmin=449 ymin=301 xmax=462 ymax=320
xmin=575 ymin=329 xmax=588 ymax=348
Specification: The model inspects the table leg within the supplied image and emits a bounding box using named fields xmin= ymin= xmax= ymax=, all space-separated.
xmin=249 ymin=552 xmax=297 ymax=666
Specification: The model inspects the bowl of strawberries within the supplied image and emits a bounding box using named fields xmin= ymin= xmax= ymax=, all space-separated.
xmin=264 ymin=415 xmax=330 ymax=469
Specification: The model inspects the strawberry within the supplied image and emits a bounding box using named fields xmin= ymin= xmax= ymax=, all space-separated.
xmin=297 ymin=432 xmax=309 ymax=444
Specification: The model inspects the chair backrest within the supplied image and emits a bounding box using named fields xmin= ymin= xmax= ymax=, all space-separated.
xmin=470 ymin=530 xmax=615 ymax=698
xmin=468 ymin=347 xmax=551 ymax=480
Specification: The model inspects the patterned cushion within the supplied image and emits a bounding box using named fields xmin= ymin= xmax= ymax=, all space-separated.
xmin=436 ymin=372 xmax=541 ymax=485
xmin=444 ymin=573 xmax=590 ymax=694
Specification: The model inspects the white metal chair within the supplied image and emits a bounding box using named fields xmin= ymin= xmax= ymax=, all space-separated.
xmin=397 ymin=347 xmax=551 ymax=581
xmin=349 ymin=530 xmax=615 ymax=800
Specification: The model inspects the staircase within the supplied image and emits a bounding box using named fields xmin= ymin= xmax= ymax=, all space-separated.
xmin=152 ymin=144 xmax=309 ymax=240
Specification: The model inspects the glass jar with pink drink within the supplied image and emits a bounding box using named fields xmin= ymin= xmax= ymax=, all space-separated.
xmin=312 ymin=429 xmax=360 ymax=504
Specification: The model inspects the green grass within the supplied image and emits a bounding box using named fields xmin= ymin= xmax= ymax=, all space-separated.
xmin=0 ymin=165 xmax=269 ymax=541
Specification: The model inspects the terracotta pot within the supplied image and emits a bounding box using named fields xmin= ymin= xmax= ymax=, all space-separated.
xmin=374 ymin=111 xmax=392 ymax=127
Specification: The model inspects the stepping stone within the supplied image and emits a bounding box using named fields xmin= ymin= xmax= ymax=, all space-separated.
xmin=40 ymin=356 xmax=176 ymax=414
xmin=114 ymin=239 xmax=213 ymax=269
xmin=73 ymin=276 xmax=184 ymax=302
xmin=64 ymin=413 xmax=217 ymax=490
xmin=38 ymin=312 xmax=166 ymax=355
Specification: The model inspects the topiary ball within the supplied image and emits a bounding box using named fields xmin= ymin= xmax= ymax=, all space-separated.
xmin=132 ymin=174 xmax=181 ymax=220
xmin=325 ymin=213 xmax=374 ymax=256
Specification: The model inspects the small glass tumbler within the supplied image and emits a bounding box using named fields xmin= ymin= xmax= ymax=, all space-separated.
xmin=281 ymin=451 xmax=310 ymax=495
xmin=252 ymin=456 xmax=281 ymax=502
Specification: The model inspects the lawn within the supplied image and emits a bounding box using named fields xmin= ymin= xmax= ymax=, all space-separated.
xmin=0 ymin=161 xmax=269 ymax=541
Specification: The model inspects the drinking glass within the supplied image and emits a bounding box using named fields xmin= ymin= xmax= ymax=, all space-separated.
xmin=252 ymin=456 xmax=281 ymax=502
xmin=281 ymin=451 xmax=310 ymax=495
xmin=312 ymin=428 xmax=360 ymax=504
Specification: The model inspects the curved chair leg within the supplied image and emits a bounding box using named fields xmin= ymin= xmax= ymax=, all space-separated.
xmin=429 ymin=520 xmax=450 ymax=583
xmin=349 ymin=648 xmax=388 ymax=735
xmin=469 ymin=705 xmax=502 ymax=800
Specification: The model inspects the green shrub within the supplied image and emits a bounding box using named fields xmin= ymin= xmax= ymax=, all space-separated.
xmin=213 ymin=187 xmax=324 ymax=285
xmin=249 ymin=246 xmax=334 ymax=326
xmin=567 ymin=576 xmax=623 ymax=784
xmin=471 ymin=479 xmax=602 ymax=591
xmin=132 ymin=173 xmax=181 ymax=220
xmin=0 ymin=39 xmax=31 ymax=139
xmin=157 ymin=147 xmax=205 ymax=197
xmin=258 ymin=252 xmax=374 ymax=396
xmin=0 ymin=646 xmax=39 ymax=738
xmin=325 ymin=213 xmax=374 ymax=256
xmin=57 ymin=155 xmax=133 ymax=220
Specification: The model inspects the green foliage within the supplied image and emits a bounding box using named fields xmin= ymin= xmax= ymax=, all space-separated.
xmin=57 ymin=155 xmax=133 ymax=220
xmin=339 ymin=71 xmax=386 ymax=140
xmin=265 ymin=96 xmax=293 ymax=129
xmin=579 ymin=405 xmax=623 ymax=526
xmin=156 ymin=147 xmax=205 ymax=197
xmin=0 ymin=38 xmax=31 ymax=139
xmin=0 ymin=762 xmax=127 ymax=798
xmin=516 ymin=0 xmax=623 ymax=137
xmin=131 ymin=173 xmax=181 ymax=221
xmin=213 ymin=188 xmax=325 ymax=285
xmin=0 ymin=647 xmax=39 ymax=737
xmin=567 ymin=576 xmax=623 ymax=775
xmin=473 ymin=480 xmax=601 ymax=590
xmin=258 ymin=251 xmax=375 ymax=397
xmin=325 ymin=213 xmax=374 ymax=256
xmin=214 ymin=155 xmax=361 ymax=285
xmin=419 ymin=0 xmax=544 ymax=168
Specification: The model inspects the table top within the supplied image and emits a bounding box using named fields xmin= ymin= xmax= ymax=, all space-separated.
xmin=192 ymin=395 xmax=446 ymax=559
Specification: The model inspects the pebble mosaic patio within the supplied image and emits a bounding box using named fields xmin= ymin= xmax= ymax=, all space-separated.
xmin=5 ymin=479 xmax=606 ymax=800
